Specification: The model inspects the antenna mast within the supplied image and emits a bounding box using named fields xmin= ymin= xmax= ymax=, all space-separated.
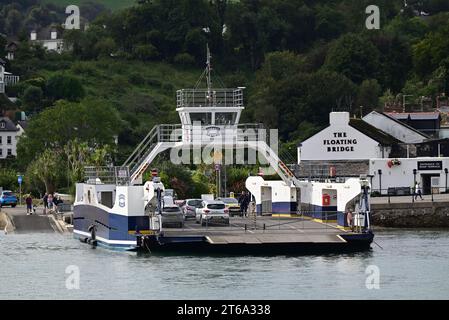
xmin=206 ymin=44 xmax=212 ymax=105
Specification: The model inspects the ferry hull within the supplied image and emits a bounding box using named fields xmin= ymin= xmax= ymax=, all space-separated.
xmin=138 ymin=232 xmax=374 ymax=256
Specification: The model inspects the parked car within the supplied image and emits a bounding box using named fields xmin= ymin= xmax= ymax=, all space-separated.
xmin=161 ymin=205 xmax=184 ymax=228
xmin=216 ymin=197 xmax=241 ymax=217
xmin=182 ymin=199 xmax=203 ymax=220
xmin=195 ymin=200 xmax=229 ymax=226
xmin=0 ymin=190 xmax=18 ymax=208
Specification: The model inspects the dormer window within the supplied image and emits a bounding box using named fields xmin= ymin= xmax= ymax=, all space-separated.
xmin=0 ymin=122 xmax=5 ymax=129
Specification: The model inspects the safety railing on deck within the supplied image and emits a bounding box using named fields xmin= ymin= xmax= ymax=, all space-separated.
xmin=164 ymin=211 xmax=359 ymax=234
xmin=370 ymin=187 xmax=449 ymax=203
xmin=177 ymin=88 xmax=244 ymax=109
xmin=84 ymin=166 xmax=130 ymax=185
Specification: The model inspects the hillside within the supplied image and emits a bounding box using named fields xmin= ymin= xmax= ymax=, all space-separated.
xmin=42 ymin=0 xmax=137 ymax=11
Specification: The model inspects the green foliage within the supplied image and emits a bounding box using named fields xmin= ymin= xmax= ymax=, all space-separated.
xmin=16 ymin=99 xmax=121 ymax=169
xmin=46 ymin=73 xmax=85 ymax=102
xmin=324 ymin=33 xmax=380 ymax=84
xmin=356 ymin=79 xmax=382 ymax=112
xmin=22 ymin=85 xmax=43 ymax=112
xmin=0 ymin=168 xmax=18 ymax=191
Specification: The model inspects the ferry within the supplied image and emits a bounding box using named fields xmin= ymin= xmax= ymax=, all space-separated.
xmin=73 ymin=49 xmax=374 ymax=253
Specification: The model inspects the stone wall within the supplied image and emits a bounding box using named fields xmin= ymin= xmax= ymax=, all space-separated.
xmin=296 ymin=160 xmax=369 ymax=178
xmin=371 ymin=202 xmax=449 ymax=227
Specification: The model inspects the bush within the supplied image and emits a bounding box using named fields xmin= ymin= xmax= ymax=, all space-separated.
xmin=22 ymin=85 xmax=43 ymax=112
xmin=161 ymin=82 xmax=174 ymax=95
xmin=133 ymin=44 xmax=160 ymax=61
xmin=46 ymin=73 xmax=85 ymax=102
xmin=128 ymin=73 xmax=145 ymax=85
xmin=173 ymin=53 xmax=195 ymax=66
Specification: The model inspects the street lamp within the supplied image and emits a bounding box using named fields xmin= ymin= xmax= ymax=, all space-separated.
xmin=377 ymin=169 xmax=382 ymax=194
xmin=445 ymin=168 xmax=448 ymax=193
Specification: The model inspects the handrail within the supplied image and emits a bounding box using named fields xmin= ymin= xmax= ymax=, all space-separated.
xmin=123 ymin=126 xmax=159 ymax=167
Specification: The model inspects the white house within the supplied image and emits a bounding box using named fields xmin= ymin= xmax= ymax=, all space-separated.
xmin=298 ymin=112 xmax=398 ymax=162
xmin=363 ymin=111 xmax=429 ymax=143
xmin=30 ymin=28 xmax=64 ymax=53
xmin=0 ymin=117 xmax=21 ymax=159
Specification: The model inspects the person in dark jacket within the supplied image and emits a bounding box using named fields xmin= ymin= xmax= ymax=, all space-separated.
xmin=43 ymin=193 xmax=48 ymax=215
xmin=26 ymin=195 xmax=33 ymax=215
xmin=239 ymin=191 xmax=250 ymax=217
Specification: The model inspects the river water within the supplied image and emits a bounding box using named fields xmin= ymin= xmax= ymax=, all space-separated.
xmin=0 ymin=229 xmax=448 ymax=300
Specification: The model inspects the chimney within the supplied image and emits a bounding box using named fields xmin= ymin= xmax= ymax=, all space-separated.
xmin=51 ymin=30 xmax=57 ymax=40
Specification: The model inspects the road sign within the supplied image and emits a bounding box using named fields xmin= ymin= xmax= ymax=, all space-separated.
xmin=18 ymin=175 xmax=22 ymax=184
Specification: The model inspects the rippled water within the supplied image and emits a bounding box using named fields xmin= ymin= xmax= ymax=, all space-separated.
xmin=1 ymin=229 xmax=448 ymax=299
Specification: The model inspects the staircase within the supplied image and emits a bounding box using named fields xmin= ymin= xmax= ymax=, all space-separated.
xmin=123 ymin=124 xmax=302 ymax=187
xmin=123 ymin=124 xmax=182 ymax=184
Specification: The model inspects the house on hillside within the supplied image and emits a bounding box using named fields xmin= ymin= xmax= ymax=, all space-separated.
xmin=0 ymin=58 xmax=20 ymax=95
xmin=0 ymin=117 xmax=22 ymax=159
xmin=5 ymin=41 xmax=18 ymax=61
xmin=30 ymin=26 xmax=64 ymax=53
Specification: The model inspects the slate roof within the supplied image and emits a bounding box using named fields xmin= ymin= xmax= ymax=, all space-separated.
xmin=0 ymin=117 xmax=19 ymax=132
xmin=348 ymin=118 xmax=401 ymax=146
xmin=386 ymin=112 xmax=441 ymax=121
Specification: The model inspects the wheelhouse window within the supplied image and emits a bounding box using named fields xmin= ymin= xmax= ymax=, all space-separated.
xmin=215 ymin=113 xmax=237 ymax=125
xmin=189 ymin=113 xmax=212 ymax=125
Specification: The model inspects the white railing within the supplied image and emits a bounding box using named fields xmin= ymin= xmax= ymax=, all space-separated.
xmin=4 ymin=75 xmax=20 ymax=86
xmin=177 ymin=88 xmax=244 ymax=109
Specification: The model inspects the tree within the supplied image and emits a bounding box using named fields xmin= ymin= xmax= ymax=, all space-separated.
xmin=356 ymin=79 xmax=382 ymax=113
xmin=16 ymin=99 xmax=121 ymax=169
xmin=324 ymin=33 xmax=380 ymax=84
xmin=22 ymin=85 xmax=43 ymax=112
xmin=25 ymin=149 xmax=65 ymax=194
xmin=46 ymin=73 xmax=85 ymax=102
xmin=5 ymin=9 xmax=22 ymax=36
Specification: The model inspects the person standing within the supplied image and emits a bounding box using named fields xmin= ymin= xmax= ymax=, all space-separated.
xmin=239 ymin=191 xmax=250 ymax=217
xmin=25 ymin=195 xmax=33 ymax=215
xmin=47 ymin=193 xmax=54 ymax=213
xmin=43 ymin=193 xmax=48 ymax=215
xmin=415 ymin=181 xmax=423 ymax=200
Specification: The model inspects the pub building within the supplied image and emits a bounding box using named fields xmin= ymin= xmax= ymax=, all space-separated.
xmin=297 ymin=111 xmax=449 ymax=195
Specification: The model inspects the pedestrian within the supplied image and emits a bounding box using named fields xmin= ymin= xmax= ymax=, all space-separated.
xmin=239 ymin=191 xmax=250 ymax=217
xmin=415 ymin=182 xmax=423 ymax=200
xmin=43 ymin=193 xmax=48 ymax=215
xmin=47 ymin=193 xmax=54 ymax=213
xmin=25 ymin=195 xmax=33 ymax=215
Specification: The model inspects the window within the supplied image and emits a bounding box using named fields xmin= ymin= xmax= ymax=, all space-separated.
xmin=215 ymin=113 xmax=237 ymax=125
xmin=0 ymin=136 xmax=2 ymax=144
xmin=7 ymin=149 xmax=12 ymax=156
xmin=0 ymin=149 xmax=2 ymax=157
xmin=189 ymin=113 xmax=212 ymax=125
xmin=0 ymin=122 xmax=5 ymax=129
xmin=7 ymin=136 xmax=11 ymax=144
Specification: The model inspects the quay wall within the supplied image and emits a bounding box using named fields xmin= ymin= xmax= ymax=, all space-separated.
xmin=371 ymin=202 xmax=449 ymax=227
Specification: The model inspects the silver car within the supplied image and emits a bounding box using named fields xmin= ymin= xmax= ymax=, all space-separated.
xmin=182 ymin=199 xmax=203 ymax=220
xmin=161 ymin=205 xmax=184 ymax=228
xmin=195 ymin=200 xmax=230 ymax=226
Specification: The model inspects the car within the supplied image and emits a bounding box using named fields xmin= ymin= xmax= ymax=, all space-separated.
xmin=216 ymin=197 xmax=241 ymax=217
xmin=182 ymin=199 xmax=203 ymax=220
xmin=0 ymin=190 xmax=18 ymax=208
xmin=195 ymin=200 xmax=229 ymax=226
xmin=161 ymin=205 xmax=184 ymax=228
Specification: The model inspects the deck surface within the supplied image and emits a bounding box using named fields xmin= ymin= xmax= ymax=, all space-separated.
xmin=162 ymin=216 xmax=349 ymax=244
